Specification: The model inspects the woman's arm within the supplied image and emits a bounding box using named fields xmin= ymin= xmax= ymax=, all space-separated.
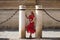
xmin=31 ymin=17 xmax=35 ymax=23
xmin=25 ymin=14 xmax=28 ymax=19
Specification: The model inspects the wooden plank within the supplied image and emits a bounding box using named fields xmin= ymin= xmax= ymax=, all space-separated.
xmin=0 ymin=0 xmax=60 ymax=9
xmin=37 ymin=0 xmax=60 ymax=9
xmin=0 ymin=1 xmax=19 ymax=9
xmin=0 ymin=0 xmax=36 ymax=9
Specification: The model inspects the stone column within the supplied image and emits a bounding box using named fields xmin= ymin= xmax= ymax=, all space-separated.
xmin=19 ymin=5 xmax=26 ymax=38
xmin=35 ymin=5 xmax=42 ymax=38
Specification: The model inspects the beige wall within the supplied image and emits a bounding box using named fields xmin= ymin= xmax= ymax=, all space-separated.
xmin=0 ymin=10 xmax=19 ymax=29
xmin=43 ymin=9 xmax=60 ymax=28
xmin=0 ymin=8 xmax=60 ymax=29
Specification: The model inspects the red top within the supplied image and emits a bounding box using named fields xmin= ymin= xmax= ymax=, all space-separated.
xmin=28 ymin=14 xmax=34 ymax=21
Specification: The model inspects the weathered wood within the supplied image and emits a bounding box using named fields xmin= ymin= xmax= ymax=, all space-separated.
xmin=0 ymin=0 xmax=36 ymax=9
xmin=37 ymin=0 xmax=60 ymax=9
xmin=0 ymin=0 xmax=60 ymax=9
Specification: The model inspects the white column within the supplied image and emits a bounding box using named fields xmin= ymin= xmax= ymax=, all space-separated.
xmin=35 ymin=5 xmax=42 ymax=38
xmin=19 ymin=5 xmax=26 ymax=38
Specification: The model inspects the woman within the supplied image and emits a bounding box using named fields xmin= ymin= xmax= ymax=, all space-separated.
xmin=26 ymin=11 xmax=36 ymax=38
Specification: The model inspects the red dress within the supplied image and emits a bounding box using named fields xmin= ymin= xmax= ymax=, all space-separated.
xmin=26 ymin=12 xmax=36 ymax=34
xmin=26 ymin=22 xmax=36 ymax=34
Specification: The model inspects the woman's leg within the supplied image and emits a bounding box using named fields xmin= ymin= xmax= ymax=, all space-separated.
xmin=32 ymin=33 xmax=35 ymax=38
xmin=26 ymin=31 xmax=30 ymax=38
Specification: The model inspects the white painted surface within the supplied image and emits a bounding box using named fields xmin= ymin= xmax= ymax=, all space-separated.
xmin=35 ymin=6 xmax=42 ymax=38
xmin=0 ymin=31 xmax=60 ymax=39
xmin=0 ymin=31 xmax=19 ymax=39
xmin=42 ymin=31 xmax=60 ymax=38
xmin=19 ymin=5 xmax=26 ymax=38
